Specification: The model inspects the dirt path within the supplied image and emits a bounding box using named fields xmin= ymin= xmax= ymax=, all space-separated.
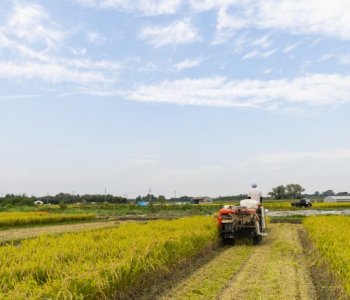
xmin=156 ymin=224 xmax=317 ymax=300
xmin=0 ymin=221 xmax=118 ymax=243
xmin=219 ymin=223 xmax=317 ymax=300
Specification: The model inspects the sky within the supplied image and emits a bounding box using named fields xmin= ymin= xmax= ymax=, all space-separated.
xmin=1 ymin=0 xmax=350 ymax=198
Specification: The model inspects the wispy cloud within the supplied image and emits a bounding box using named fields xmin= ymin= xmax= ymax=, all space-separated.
xmin=140 ymin=19 xmax=200 ymax=47
xmin=74 ymin=0 xmax=183 ymax=16
xmin=254 ymin=149 xmax=350 ymax=166
xmin=338 ymin=54 xmax=350 ymax=65
xmin=283 ymin=41 xmax=301 ymax=53
xmin=127 ymin=157 xmax=159 ymax=166
xmin=210 ymin=1 xmax=350 ymax=41
xmin=0 ymin=3 xmax=120 ymax=88
xmin=242 ymin=48 xmax=276 ymax=60
xmin=86 ymin=31 xmax=106 ymax=45
xmin=227 ymin=32 xmax=276 ymax=60
xmin=175 ymin=58 xmax=202 ymax=71
xmin=127 ymin=74 xmax=350 ymax=110
xmin=8 ymin=3 xmax=65 ymax=49
xmin=0 ymin=61 xmax=115 ymax=84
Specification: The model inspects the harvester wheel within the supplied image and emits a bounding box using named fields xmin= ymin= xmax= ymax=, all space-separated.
xmin=252 ymin=235 xmax=262 ymax=245
xmin=222 ymin=238 xmax=235 ymax=246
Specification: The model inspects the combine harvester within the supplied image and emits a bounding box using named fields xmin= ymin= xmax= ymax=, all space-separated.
xmin=217 ymin=199 xmax=268 ymax=245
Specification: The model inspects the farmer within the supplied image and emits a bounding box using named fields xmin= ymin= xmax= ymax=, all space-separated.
xmin=248 ymin=182 xmax=263 ymax=204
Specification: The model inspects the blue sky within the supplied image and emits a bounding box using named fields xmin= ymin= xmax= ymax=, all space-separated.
xmin=1 ymin=0 xmax=350 ymax=197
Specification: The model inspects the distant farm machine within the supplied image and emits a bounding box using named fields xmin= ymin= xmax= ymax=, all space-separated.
xmin=217 ymin=199 xmax=268 ymax=245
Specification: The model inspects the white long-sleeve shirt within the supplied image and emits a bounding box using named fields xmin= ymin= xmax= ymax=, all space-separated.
xmin=248 ymin=188 xmax=262 ymax=202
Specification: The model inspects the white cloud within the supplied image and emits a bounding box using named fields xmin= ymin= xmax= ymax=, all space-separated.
xmin=226 ymin=32 xmax=276 ymax=60
xmin=127 ymin=74 xmax=350 ymax=110
xmin=8 ymin=3 xmax=65 ymax=49
xmin=0 ymin=61 xmax=115 ymax=84
xmin=140 ymin=19 xmax=200 ymax=47
xmin=251 ymin=34 xmax=272 ymax=49
xmin=338 ymin=54 xmax=350 ymax=65
xmin=0 ymin=3 xmax=121 ymax=89
xmin=74 ymin=0 xmax=182 ymax=15
xmin=242 ymin=48 xmax=276 ymax=60
xmin=190 ymin=0 xmax=239 ymax=12
xmin=175 ymin=58 xmax=202 ymax=71
xmin=86 ymin=31 xmax=106 ymax=45
xmin=283 ymin=41 xmax=301 ymax=53
xmin=208 ymin=1 xmax=350 ymax=41
xmin=254 ymin=149 xmax=350 ymax=165
xmin=67 ymin=59 xmax=120 ymax=72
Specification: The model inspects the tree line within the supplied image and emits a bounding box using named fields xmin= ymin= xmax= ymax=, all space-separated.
xmin=0 ymin=193 xmax=128 ymax=206
xmin=268 ymin=184 xmax=349 ymax=200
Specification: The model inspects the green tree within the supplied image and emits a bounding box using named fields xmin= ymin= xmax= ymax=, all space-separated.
xmin=285 ymin=184 xmax=305 ymax=199
xmin=158 ymin=195 xmax=166 ymax=204
xmin=336 ymin=192 xmax=348 ymax=196
xmin=268 ymin=185 xmax=286 ymax=200
xmin=321 ymin=190 xmax=335 ymax=197
xmin=59 ymin=200 xmax=67 ymax=210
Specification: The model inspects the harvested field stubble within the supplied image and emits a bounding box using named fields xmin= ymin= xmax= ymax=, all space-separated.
xmin=0 ymin=216 xmax=217 ymax=299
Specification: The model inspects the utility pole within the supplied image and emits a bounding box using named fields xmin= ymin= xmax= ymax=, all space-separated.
xmin=174 ymin=190 xmax=177 ymax=200
xmin=104 ymin=188 xmax=107 ymax=203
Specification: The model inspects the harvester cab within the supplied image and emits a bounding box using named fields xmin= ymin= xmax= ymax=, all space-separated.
xmin=217 ymin=199 xmax=268 ymax=245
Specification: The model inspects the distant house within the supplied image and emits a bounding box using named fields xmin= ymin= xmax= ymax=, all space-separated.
xmin=324 ymin=196 xmax=350 ymax=202
xmin=137 ymin=201 xmax=149 ymax=207
xmin=191 ymin=197 xmax=213 ymax=204
xmin=34 ymin=200 xmax=44 ymax=205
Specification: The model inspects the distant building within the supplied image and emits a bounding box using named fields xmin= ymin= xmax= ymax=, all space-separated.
xmin=34 ymin=200 xmax=44 ymax=205
xmin=191 ymin=197 xmax=213 ymax=204
xmin=324 ymin=196 xmax=350 ymax=202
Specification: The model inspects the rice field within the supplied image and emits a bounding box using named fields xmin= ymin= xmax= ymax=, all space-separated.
xmin=0 ymin=216 xmax=217 ymax=299
xmin=0 ymin=212 xmax=95 ymax=227
xmin=303 ymin=216 xmax=350 ymax=297
xmin=0 ymin=221 xmax=118 ymax=243
xmin=213 ymin=201 xmax=350 ymax=210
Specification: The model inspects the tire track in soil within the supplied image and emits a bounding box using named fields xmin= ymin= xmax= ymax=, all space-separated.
xmin=219 ymin=224 xmax=317 ymax=300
